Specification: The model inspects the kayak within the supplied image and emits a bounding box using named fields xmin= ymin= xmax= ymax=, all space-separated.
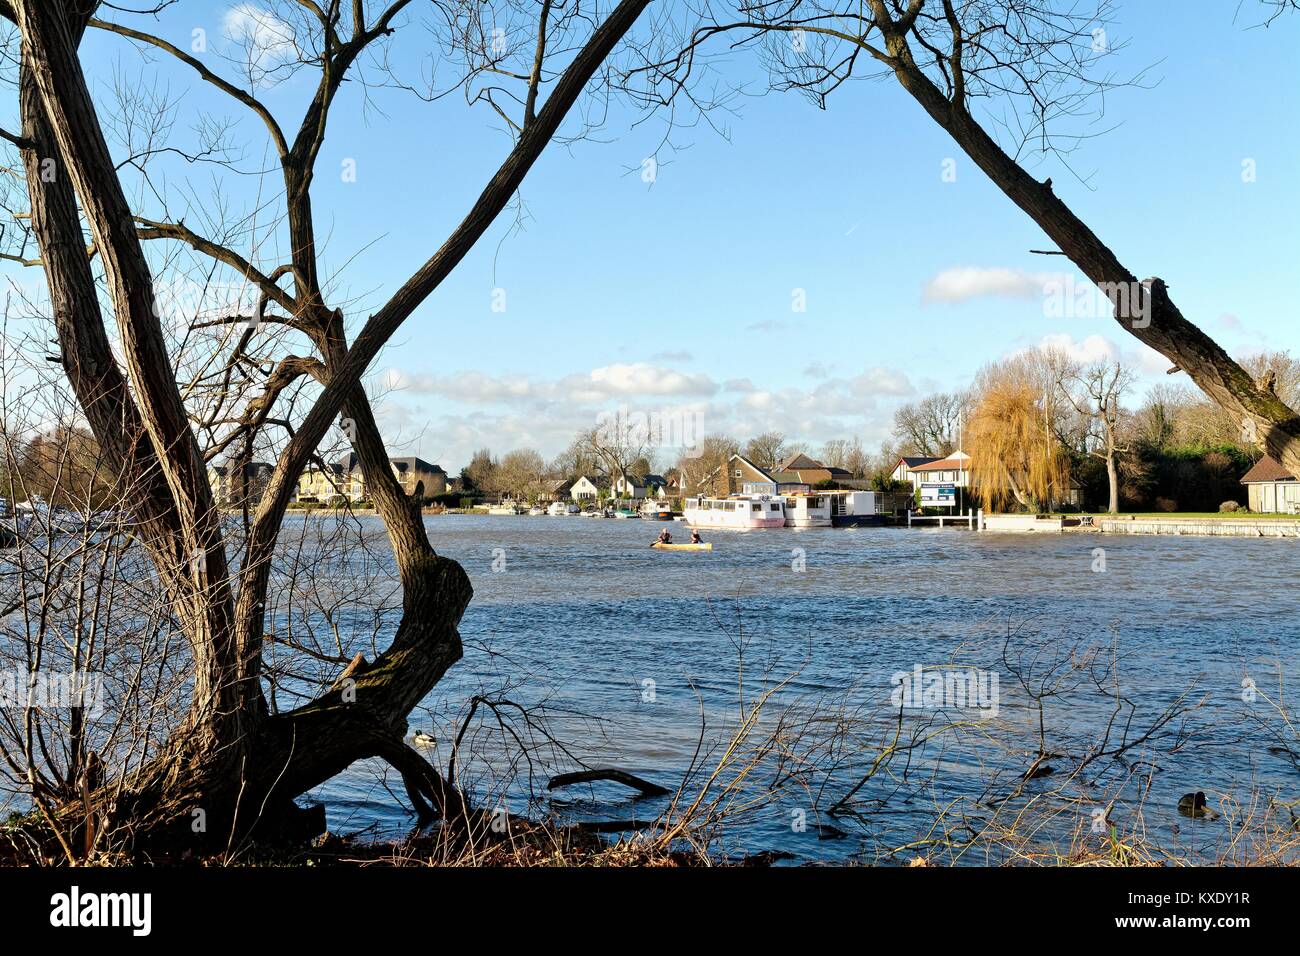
xmin=652 ymin=542 xmax=712 ymax=551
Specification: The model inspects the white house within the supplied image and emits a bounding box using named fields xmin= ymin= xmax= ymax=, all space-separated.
xmin=570 ymin=475 xmax=608 ymax=501
xmin=891 ymin=456 xmax=941 ymax=484
xmin=610 ymin=473 xmax=667 ymax=499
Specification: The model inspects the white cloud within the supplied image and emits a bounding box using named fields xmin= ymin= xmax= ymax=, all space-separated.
xmin=1011 ymin=332 xmax=1171 ymax=378
xmin=384 ymin=362 xmax=716 ymax=407
xmin=378 ymin=360 xmax=914 ymax=471
xmin=581 ymin=362 xmax=715 ymax=399
xmin=223 ymin=4 xmax=298 ymax=79
xmin=1034 ymin=332 xmax=1119 ymax=365
xmin=922 ymin=266 xmax=1071 ymax=303
xmin=847 ymin=367 xmax=914 ymax=398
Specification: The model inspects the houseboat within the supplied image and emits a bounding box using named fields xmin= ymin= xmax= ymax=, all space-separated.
xmin=783 ymin=493 xmax=833 ymax=528
xmin=826 ymin=490 xmax=883 ymax=527
xmin=683 ymin=494 xmax=785 ymax=529
xmin=639 ymin=499 xmax=674 ymax=520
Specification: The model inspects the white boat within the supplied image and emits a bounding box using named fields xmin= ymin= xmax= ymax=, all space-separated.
xmin=527 ymin=505 xmax=545 ymax=516
xmin=487 ymin=501 xmax=523 ymax=515
xmin=639 ymin=499 xmax=674 ymax=520
xmin=683 ymin=494 xmax=785 ymax=529
xmin=547 ymin=501 xmax=569 ymax=516
xmin=783 ymin=493 xmax=833 ymax=528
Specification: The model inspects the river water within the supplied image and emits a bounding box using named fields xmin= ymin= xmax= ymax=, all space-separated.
xmin=301 ymin=514 xmax=1300 ymax=864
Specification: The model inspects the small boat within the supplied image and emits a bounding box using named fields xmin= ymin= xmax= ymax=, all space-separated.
xmin=652 ymin=541 xmax=712 ymax=551
xmin=639 ymin=499 xmax=674 ymax=520
xmin=487 ymin=501 xmax=523 ymax=515
xmin=547 ymin=501 xmax=569 ymax=516
xmin=527 ymin=506 xmax=545 ymax=516
xmin=566 ymin=503 xmax=581 ymax=515
xmin=613 ymin=507 xmax=637 ymax=519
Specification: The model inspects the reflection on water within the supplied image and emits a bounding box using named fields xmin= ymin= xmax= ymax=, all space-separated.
xmin=300 ymin=514 xmax=1300 ymax=863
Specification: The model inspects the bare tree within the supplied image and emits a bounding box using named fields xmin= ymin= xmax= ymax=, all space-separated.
xmin=893 ymin=391 xmax=968 ymax=457
xmin=676 ymin=433 xmax=737 ymax=495
xmin=3 ymin=0 xmax=652 ymax=851
xmin=1059 ymin=360 xmax=1136 ymax=514
xmin=627 ymin=0 xmax=1300 ymax=474
xmin=743 ymin=430 xmax=786 ymax=471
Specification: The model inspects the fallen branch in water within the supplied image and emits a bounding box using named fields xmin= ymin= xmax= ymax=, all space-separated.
xmin=547 ymin=769 xmax=671 ymax=798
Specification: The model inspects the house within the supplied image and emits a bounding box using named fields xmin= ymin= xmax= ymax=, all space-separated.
xmin=543 ymin=478 xmax=575 ymax=502
xmin=890 ymin=456 xmax=941 ymax=484
xmin=298 ymin=460 xmax=361 ymax=502
xmin=209 ymin=461 xmax=274 ymax=505
xmin=903 ymin=453 xmax=971 ymax=490
xmin=1242 ymin=455 xmax=1300 ymax=513
xmin=772 ymin=453 xmax=854 ymax=487
xmin=610 ymin=473 xmax=668 ymax=499
xmin=701 ymin=454 xmax=776 ymax=496
xmin=570 ymin=475 xmax=608 ymax=501
xmin=299 ymin=454 xmax=446 ymax=503
xmin=904 ymin=452 xmax=971 ymax=508
xmin=389 ymin=456 xmax=448 ymax=499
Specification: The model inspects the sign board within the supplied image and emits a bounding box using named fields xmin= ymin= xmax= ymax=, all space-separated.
xmin=920 ymin=483 xmax=958 ymax=508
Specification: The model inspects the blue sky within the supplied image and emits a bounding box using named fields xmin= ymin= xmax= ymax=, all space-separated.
xmin=7 ymin=1 xmax=1299 ymax=472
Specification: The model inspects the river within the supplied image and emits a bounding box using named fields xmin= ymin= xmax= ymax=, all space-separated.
xmin=298 ymin=513 xmax=1300 ymax=864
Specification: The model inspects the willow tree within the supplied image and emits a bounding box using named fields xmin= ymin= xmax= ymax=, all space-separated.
xmin=966 ymin=353 xmax=1072 ymax=512
xmin=2 ymin=0 xmax=651 ymax=852
xmin=629 ymin=0 xmax=1300 ymax=476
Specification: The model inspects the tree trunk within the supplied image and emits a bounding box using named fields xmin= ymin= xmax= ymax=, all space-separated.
xmin=878 ymin=19 xmax=1300 ymax=475
xmin=11 ymin=0 xmax=650 ymax=852
xmin=1106 ymin=452 xmax=1120 ymax=515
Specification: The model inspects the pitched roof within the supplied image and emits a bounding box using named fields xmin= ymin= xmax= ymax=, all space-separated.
xmin=779 ymin=452 xmax=824 ymax=471
xmin=910 ymin=456 xmax=971 ymax=473
xmin=1242 ymin=455 xmax=1296 ymax=483
xmin=897 ymin=456 xmax=941 ymax=469
xmin=729 ymin=454 xmax=774 ymax=481
xmin=389 ymin=456 xmax=445 ymax=473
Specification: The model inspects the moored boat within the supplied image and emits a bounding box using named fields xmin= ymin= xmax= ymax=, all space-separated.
xmin=639 ymin=499 xmax=674 ymax=520
xmin=683 ymin=494 xmax=785 ymax=529
xmin=783 ymin=493 xmax=832 ymax=528
xmin=546 ymin=501 xmax=569 ymax=516
xmin=652 ymin=541 xmax=712 ymax=551
xmin=487 ymin=501 xmax=523 ymax=515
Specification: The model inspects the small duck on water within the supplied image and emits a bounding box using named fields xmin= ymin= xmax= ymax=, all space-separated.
xmin=412 ymin=730 xmax=436 ymax=748
xmin=1177 ymin=791 xmax=1219 ymax=819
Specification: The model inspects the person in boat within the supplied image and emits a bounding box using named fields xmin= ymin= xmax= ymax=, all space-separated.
xmin=656 ymin=527 xmax=673 ymax=545
xmin=690 ymin=529 xmax=703 ymax=544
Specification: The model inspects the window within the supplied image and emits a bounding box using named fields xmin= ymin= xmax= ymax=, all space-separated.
xmin=752 ymin=503 xmax=761 ymax=512
xmin=770 ymin=503 xmax=781 ymax=511
xmin=734 ymin=469 xmax=742 ymax=478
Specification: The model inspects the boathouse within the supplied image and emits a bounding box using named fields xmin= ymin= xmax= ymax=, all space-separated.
xmin=1241 ymin=455 xmax=1300 ymax=513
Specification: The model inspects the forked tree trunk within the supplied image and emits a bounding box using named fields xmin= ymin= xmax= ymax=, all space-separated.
xmin=12 ymin=0 xmax=649 ymax=852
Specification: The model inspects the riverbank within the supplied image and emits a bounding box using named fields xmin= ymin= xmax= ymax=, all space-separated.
xmin=979 ymin=512 xmax=1300 ymax=537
